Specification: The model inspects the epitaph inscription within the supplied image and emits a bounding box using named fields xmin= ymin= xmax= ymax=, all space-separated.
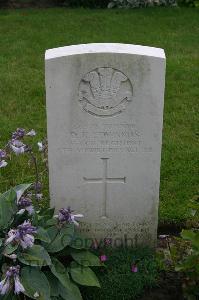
xmin=79 ymin=67 xmax=133 ymax=117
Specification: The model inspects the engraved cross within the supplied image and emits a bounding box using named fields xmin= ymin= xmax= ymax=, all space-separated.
xmin=83 ymin=158 xmax=126 ymax=218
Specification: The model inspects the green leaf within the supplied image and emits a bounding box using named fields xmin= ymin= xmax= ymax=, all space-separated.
xmin=50 ymin=257 xmax=72 ymax=290
xmin=21 ymin=267 xmax=51 ymax=300
xmin=181 ymin=229 xmax=196 ymax=241
xmin=181 ymin=229 xmax=199 ymax=249
xmin=70 ymin=232 xmax=92 ymax=249
xmin=18 ymin=245 xmax=51 ymax=267
xmin=0 ymin=291 xmax=18 ymax=299
xmin=58 ymin=281 xmax=83 ymax=300
xmin=40 ymin=207 xmax=55 ymax=219
xmin=35 ymin=227 xmax=51 ymax=243
xmin=46 ymin=218 xmax=58 ymax=227
xmin=32 ymin=213 xmax=39 ymax=226
xmin=13 ymin=183 xmax=32 ymax=201
xmin=175 ymin=265 xmax=184 ymax=272
xmin=37 ymin=208 xmax=56 ymax=227
xmin=4 ymin=243 xmax=18 ymax=255
xmin=45 ymin=272 xmax=59 ymax=297
xmin=71 ymin=250 xmax=101 ymax=266
xmin=0 ymin=189 xmax=17 ymax=229
xmin=70 ymin=262 xmax=100 ymax=287
xmin=45 ymin=225 xmax=74 ymax=253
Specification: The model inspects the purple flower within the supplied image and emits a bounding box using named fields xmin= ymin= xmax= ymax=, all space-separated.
xmin=10 ymin=140 xmax=26 ymax=155
xmin=56 ymin=207 xmax=83 ymax=226
xmin=10 ymin=128 xmax=35 ymax=155
xmin=104 ymin=238 xmax=112 ymax=246
xmin=17 ymin=196 xmax=34 ymax=215
xmin=0 ymin=277 xmax=10 ymax=295
xmin=14 ymin=275 xmax=25 ymax=295
xmin=131 ymin=264 xmax=138 ymax=273
xmin=12 ymin=128 xmax=26 ymax=140
xmin=5 ymin=220 xmax=37 ymax=249
xmin=34 ymin=181 xmax=42 ymax=192
xmin=0 ymin=150 xmax=7 ymax=168
xmin=0 ymin=265 xmax=25 ymax=295
xmin=100 ymin=255 xmax=107 ymax=262
xmin=0 ymin=150 xmax=6 ymax=159
xmin=5 ymin=229 xmax=18 ymax=245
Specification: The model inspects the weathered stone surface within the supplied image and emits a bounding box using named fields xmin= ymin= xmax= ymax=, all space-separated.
xmin=45 ymin=43 xmax=166 ymax=247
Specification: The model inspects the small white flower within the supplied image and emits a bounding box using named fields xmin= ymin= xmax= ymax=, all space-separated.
xmin=7 ymin=254 xmax=17 ymax=260
xmin=71 ymin=214 xmax=84 ymax=226
xmin=159 ymin=235 xmax=169 ymax=239
xmin=16 ymin=191 xmax=23 ymax=202
xmin=34 ymin=291 xmax=39 ymax=298
xmin=26 ymin=129 xmax=36 ymax=136
xmin=0 ymin=160 xmax=8 ymax=168
xmin=37 ymin=142 xmax=44 ymax=152
xmin=26 ymin=205 xmax=34 ymax=215
xmin=5 ymin=230 xmax=18 ymax=245
xmin=35 ymin=193 xmax=43 ymax=200
xmin=17 ymin=205 xmax=34 ymax=216
xmin=17 ymin=209 xmax=26 ymax=215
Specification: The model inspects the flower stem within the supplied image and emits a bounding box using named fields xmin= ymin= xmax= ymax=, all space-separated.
xmin=28 ymin=150 xmax=39 ymax=200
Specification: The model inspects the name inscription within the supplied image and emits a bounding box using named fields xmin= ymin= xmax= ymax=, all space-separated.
xmin=62 ymin=123 xmax=153 ymax=154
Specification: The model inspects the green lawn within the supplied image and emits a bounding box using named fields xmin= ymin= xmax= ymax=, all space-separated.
xmin=81 ymin=247 xmax=158 ymax=300
xmin=0 ymin=7 xmax=198 ymax=225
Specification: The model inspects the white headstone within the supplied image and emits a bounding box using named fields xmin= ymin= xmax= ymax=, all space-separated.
xmin=45 ymin=43 xmax=166 ymax=247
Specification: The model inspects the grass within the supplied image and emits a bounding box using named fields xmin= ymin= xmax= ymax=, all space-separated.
xmin=81 ymin=247 xmax=158 ymax=300
xmin=0 ymin=7 xmax=198 ymax=224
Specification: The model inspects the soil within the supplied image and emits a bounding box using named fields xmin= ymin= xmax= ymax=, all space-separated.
xmin=140 ymin=271 xmax=183 ymax=300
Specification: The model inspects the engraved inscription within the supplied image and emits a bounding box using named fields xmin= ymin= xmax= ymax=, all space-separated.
xmin=79 ymin=67 xmax=133 ymax=117
xmin=62 ymin=123 xmax=153 ymax=153
xmin=83 ymin=158 xmax=126 ymax=218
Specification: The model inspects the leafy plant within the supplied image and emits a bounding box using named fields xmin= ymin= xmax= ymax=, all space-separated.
xmin=156 ymin=195 xmax=199 ymax=299
xmin=63 ymin=0 xmax=109 ymax=8
xmin=108 ymin=0 xmax=177 ymax=8
xmin=177 ymin=0 xmax=199 ymax=7
xmin=0 ymin=129 xmax=102 ymax=299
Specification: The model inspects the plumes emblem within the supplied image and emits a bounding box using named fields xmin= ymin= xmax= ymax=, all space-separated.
xmin=79 ymin=67 xmax=133 ymax=117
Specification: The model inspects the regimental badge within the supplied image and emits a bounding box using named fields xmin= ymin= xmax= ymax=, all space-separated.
xmin=78 ymin=67 xmax=133 ymax=117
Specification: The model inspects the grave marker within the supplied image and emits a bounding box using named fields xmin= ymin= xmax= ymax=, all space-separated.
xmin=45 ymin=43 xmax=166 ymax=246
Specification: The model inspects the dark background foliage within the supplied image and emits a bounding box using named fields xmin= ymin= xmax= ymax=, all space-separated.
xmin=0 ymin=0 xmax=110 ymax=8
xmin=0 ymin=0 xmax=197 ymax=8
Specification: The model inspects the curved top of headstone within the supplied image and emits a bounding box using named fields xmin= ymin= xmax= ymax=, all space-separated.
xmin=45 ymin=43 xmax=165 ymax=60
